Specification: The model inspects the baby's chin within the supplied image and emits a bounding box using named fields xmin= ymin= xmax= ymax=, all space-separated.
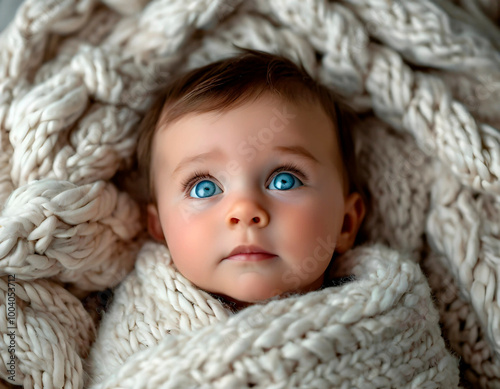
xmin=211 ymin=280 xmax=313 ymax=310
xmin=214 ymin=291 xmax=282 ymax=311
xmin=215 ymin=288 xmax=281 ymax=307
xmin=201 ymin=272 xmax=326 ymax=310
xmin=228 ymin=273 xmax=287 ymax=300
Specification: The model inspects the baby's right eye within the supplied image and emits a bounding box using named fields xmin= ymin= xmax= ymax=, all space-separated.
xmin=189 ymin=180 xmax=223 ymax=199
xmin=181 ymin=170 xmax=221 ymax=199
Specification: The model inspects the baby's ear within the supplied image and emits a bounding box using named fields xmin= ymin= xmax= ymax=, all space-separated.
xmin=336 ymin=192 xmax=366 ymax=254
xmin=147 ymin=204 xmax=165 ymax=242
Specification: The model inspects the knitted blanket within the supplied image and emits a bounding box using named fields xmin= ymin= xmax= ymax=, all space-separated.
xmin=0 ymin=0 xmax=499 ymax=388
xmin=84 ymin=242 xmax=459 ymax=388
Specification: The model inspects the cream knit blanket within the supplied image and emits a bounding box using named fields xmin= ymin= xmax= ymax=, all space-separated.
xmin=0 ymin=0 xmax=500 ymax=388
xmin=85 ymin=242 xmax=459 ymax=388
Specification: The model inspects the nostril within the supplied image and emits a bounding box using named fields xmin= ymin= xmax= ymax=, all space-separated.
xmin=252 ymin=217 xmax=260 ymax=223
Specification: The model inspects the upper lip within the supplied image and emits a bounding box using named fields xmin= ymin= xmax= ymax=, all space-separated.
xmin=225 ymin=245 xmax=274 ymax=258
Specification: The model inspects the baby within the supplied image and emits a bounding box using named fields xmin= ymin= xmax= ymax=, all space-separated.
xmin=137 ymin=48 xmax=366 ymax=311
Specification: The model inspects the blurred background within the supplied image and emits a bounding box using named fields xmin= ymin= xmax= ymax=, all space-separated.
xmin=0 ymin=0 xmax=21 ymax=32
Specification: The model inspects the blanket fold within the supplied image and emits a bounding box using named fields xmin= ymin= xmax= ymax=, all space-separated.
xmin=84 ymin=242 xmax=460 ymax=388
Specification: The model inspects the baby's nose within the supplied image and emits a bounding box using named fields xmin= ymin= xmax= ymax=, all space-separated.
xmin=226 ymin=200 xmax=269 ymax=228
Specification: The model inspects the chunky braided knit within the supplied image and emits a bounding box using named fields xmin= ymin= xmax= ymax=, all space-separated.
xmin=0 ymin=0 xmax=499 ymax=387
xmin=85 ymin=242 xmax=459 ymax=388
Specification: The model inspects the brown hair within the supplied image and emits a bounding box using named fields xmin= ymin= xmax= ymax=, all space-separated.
xmin=137 ymin=47 xmax=365 ymax=208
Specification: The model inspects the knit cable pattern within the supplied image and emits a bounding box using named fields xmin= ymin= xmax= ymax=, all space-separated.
xmin=0 ymin=0 xmax=499 ymax=387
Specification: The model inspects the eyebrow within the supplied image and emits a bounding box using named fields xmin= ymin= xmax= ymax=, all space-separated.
xmin=172 ymin=149 xmax=224 ymax=178
xmin=273 ymin=145 xmax=320 ymax=165
xmin=172 ymin=145 xmax=320 ymax=178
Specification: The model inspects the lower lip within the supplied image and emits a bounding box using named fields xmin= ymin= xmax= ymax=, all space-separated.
xmin=225 ymin=253 xmax=277 ymax=262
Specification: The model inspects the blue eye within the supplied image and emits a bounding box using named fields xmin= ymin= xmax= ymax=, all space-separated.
xmin=182 ymin=163 xmax=307 ymax=199
xmin=268 ymin=172 xmax=303 ymax=191
xmin=189 ymin=180 xmax=223 ymax=199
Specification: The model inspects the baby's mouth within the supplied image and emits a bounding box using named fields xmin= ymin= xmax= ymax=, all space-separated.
xmin=223 ymin=253 xmax=277 ymax=262
xmin=222 ymin=244 xmax=276 ymax=262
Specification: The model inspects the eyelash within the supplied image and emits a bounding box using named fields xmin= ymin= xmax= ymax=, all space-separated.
xmin=180 ymin=162 xmax=308 ymax=197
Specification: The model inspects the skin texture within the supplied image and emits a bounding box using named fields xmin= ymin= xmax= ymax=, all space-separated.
xmin=147 ymin=93 xmax=365 ymax=309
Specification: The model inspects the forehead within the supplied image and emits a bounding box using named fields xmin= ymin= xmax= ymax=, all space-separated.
xmin=152 ymin=93 xmax=342 ymax=172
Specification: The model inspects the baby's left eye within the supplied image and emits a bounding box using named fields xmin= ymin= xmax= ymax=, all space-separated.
xmin=268 ymin=172 xmax=303 ymax=191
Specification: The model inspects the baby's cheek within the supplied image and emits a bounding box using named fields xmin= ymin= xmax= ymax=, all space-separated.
xmin=293 ymin=198 xmax=333 ymax=234
xmin=164 ymin=210 xmax=211 ymax=274
xmin=290 ymin=202 xmax=338 ymax=261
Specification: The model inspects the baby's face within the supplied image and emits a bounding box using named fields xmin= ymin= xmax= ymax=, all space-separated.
xmin=148 ymin=93 xmax=362 ymax=306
